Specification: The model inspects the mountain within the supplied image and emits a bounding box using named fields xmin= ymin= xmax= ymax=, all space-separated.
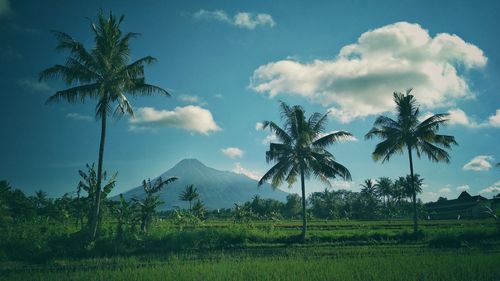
xmin=118 ymin=158 xmax=289 ymax=210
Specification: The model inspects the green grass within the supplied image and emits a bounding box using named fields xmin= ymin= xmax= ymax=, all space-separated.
xmin=3 ymin=245 xmax=500 ymax=281
xmin=1 ymin=219 xmax=499 ymax=280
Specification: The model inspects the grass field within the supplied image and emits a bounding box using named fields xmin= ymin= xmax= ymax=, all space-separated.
xmin=3 ymin=245 xmax=500 ymax=281
xmin=1 ymin=219 xmax=499 ymax=280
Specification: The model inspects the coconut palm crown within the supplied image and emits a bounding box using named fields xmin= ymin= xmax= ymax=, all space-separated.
xmin=39 ymin=10 xmax=170 ymax=241
xmin=365 ymin=89 xmax=458 ymax=234
xmin=258 ymin=101 xmax=352 ymax=240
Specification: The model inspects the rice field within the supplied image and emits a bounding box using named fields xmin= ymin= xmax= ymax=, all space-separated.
xmin=1 ymin=219 xmax=499 ymax=280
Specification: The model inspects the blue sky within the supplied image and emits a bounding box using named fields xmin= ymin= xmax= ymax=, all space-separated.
xmin=0 ymin=0 xmax=499 ymax=201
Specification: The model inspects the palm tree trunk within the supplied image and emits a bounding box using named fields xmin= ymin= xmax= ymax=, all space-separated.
xmin=90 ymin=111 xmax=107 ymax=241
xmin=407 ymin=145 xmax=418 ymax=235
xmin=300 ymin=167 xmax=307 ymax=242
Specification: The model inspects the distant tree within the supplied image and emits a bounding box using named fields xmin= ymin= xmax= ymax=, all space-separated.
xmin=135 ymin=177 xmax=177 ymax=233
xmin=284 ymin=193 xmax=302 ymax=219
xmin=40 ymin=10 xmax=170 ymax=241
xmin=258 ymin=102 xmax=352 ymax=241
xmin=375 ymin=177 xmax=393 ymax=205
xmin=360 ymin=179 xmax=380 ymax=218
xmin=360 ymin=179 xmax=377 ymax=197
xmin=192 ymin=200 xmax=207 ymax=220
xmin=0 ymin=181 xmax=15 ymax=223
xmin=365 ymin=89 xmax=458 ymax=234
xmin=437 ymin=196 xmax=448 ymax=202
xmin=179 ymin=184 xmax=200 ymax=212
xmin=78 ymin=163 xmax=117 ymax=231
xmin=375 ymin=177 xmax=394 ymax=219
xmin=309 ymin=189 xmax=338 ymax=219
xmin=404 ymin=174 xmax=424 ymax=199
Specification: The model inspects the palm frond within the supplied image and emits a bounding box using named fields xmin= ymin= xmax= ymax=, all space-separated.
xmin=46 ymin=83 xmax=101 ymax=105
xmin=262 ymin=121 xmax=292 ymax=144
xmin=258 ymin=160 xmax=291 ymax=188
xmin=313 ymin=130 xmax=353 ymax=148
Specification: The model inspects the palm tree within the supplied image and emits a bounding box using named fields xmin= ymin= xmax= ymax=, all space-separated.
xmin=402 ymin=174 xmax=423 ymax=201
xmin=375 ymin=177 xmax=393 ymax=205
xmin=360 ymin=179 xmax=377 ymax=197
xmin=134 ymin=196 xmax=164 ymax=234
xmin=39 ymin=10 xmax=170 ymax=241
xmin=375 ymin=177 xmax=393 ymax=220
xmin=365 ymin=89 xmax=457 ymax=234
xmin=179 ymin=184 xmax=200 ymax=212
xmin=258 ymin=102 xmax=352 ymax=240
xmin=136 ymin=176 xmax=178 ymax=233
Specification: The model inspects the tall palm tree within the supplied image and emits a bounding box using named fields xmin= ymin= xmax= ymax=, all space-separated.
xmin=258 ymin=102 xmax=352 ymax=240
xmin=179 ymin=184 xmax=200 ymax=212
xmin=39 ymin=10 xmax=170 ymax=241
xmin=365 ymin=89 xmax=457 ymax=234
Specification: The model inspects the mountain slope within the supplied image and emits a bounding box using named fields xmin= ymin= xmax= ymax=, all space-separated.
xmin=119 ymin=159 xmax=289 ymax=210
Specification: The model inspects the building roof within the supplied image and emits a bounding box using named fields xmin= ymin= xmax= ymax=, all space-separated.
xmin=425 ymin=191 xmax=488 ymax=210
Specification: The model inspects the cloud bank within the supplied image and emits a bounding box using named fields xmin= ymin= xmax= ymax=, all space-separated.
xmin=129 ymin=106 xmax=220 ymax=134
xmin=250 ymin=22 xmax=487 ymax=123
xmin=193 ymin=9 xmax=275 ymax=29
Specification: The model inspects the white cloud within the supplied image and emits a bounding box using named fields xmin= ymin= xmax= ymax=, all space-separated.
xmin=438 ymin=187 xmax=451 ymax=193
xmin=17 ymin=78 xmax=53 ymax=92
xmin=193 ymin=9 xmax=230 ymax=22
xmin=193 ymin=9 xmax=275 ymax=29
xmin=177 ymin=94 xmax=207 ymax=106
xmin=0 ymin=0 xmax=12 ymax=18
xmin=214 ymin=94 xmax=224 ymax=99
xmin=488 ymin=109 xmax=500 ymax=127
xmin=421 ymin=108 xmax=500 ymax=128
xmin=233 ymin=162 xmax=261 ymax=181
xmin=221 ymin=147 xmax=244 ymax=159
xmin=446 ymin=108 xmax=479 ymax=127
xmin=66 ymin=113 xmax=93 ymax=122
xmin=479 ymin=180 xmax=500 ymax=195
xmin=421 ymin=191 xmax=439 ymax=202
xmin=255 ymin=122 xmax=264 ymax=131
xmin=463 ymin=155 xmax=494 ymax=171
xmin=332 ymin=180 xmax=356 ymax=190
xmin=456 ymin=185 xmax=470 ymax=192
xmin=262 ymin=133 xmax=278 ymax=145
xmin=250 ymin=22 xmax=487 ymax=123
xmin=233 ymin=12 xmax=275 ymax=29
xmin=129 ymin=106 xmax=221 ymax=134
